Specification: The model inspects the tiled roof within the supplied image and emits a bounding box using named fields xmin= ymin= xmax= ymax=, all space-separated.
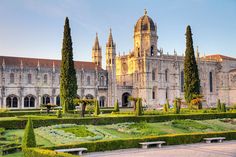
xmin=0 ymin=56 xmax=103 ymax=70
xmin=203 ymin=54 xmax=236 ymax=61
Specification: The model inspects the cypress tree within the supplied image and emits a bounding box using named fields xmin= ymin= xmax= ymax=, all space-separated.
xmin=22 ymin=118 xmax=36 ymax=148
xmin=184 ymin=25 xmax=200 ymax=104
xmin=114 ymin=99 xmax=119 ymax=112
xmin=221 ymin=103 xmax=226 ymax=112
xmin=60 ymin=17 xmax=78 ymax=113
xmin=173 ymin=100 xmax=180 ymax=114
xmin=135 ymin=99 xmax=142 ymax=116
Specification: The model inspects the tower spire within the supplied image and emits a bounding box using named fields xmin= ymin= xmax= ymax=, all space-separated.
xmin=93 ymin=32 xmax=100 ymax=50
xmin=107 ymin=28 xmax=115 ymax=47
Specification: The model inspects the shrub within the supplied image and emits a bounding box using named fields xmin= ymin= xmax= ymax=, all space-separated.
xmin=135 ymin=99 xmax=142 ymax=116
xmin=2 ymin=113 xmax=236 ymax=129
xmin=173 ymin=100 xmax=180 ymax=114
xmin=166 ymin=99 xmax=170 ymax=109
xmin=217 ymin=99 xmax=221 ymax=112
xmin=221 ymin=103 xmax=226 ymax=112
xmin=22 ymin=118 xmax=36 ymax=148
xmin=114 ymin=100 xmax=119 ymax=112
xmin=163 ymin=104 xmax=168 ymax=112
xmin=94 ymin=100 xmax=100 ymax=116
xmin=57 ymin=109 xmax=62 ymax=118
xmin=23 ymin=148 xmax=77 ymax=157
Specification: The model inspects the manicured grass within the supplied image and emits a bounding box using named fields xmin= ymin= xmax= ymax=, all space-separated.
xmin=5 ymin=129 xmax=54 ymax=147
xmin=4 ymin=152 xmax=23 ymax=157
xmin=57 ymin=126 xmax=96 ymax=137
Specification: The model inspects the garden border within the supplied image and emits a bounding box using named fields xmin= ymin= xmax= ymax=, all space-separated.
xmin=1 ymin=112 xmax=236 ymax=129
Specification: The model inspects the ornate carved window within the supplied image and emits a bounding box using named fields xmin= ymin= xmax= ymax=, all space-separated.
xmin=43 ymin=74 xmax=48 ymax=84
xmin=42 ymin=94 xmax=50 ymax=105
xmin=152 ymin=69 xmax=156 ymax=81
xmin=28 ymin=74 xmax=32 ymax=84
xmin=87 ymin=76 xmax=91 ymax=85
xmin=24 ymin=95 xmax=35 ymax=107
xmin=6 ymin=95 xmax=18 ymax=108
xmin=10 ymin=73 xmax=14 ymax=84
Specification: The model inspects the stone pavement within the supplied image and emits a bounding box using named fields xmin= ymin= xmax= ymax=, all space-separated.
xmin=84 ymin=140 xmax=236 ymax=157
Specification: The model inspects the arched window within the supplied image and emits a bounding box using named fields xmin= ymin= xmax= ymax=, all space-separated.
xmin=152 ymin=69 xmax=156 ymax=81
xmin=166 ymin=88 xmax=168 ymax=100
xmin=6 ymin=95 xmax=18 ymax=108
xmin=44 ymin=74 xmax=48 ymax=84
xmin=42 ymin=95 xmax=50 ymax=105
xmin=151 ymin=46 xmax=154 ymax=56
xmin=181 ymin=71 xmax=184 ymax=92
xmin=209 ymin=71 xmax=213 ymax=92
xmin=28 ymin=74 xmax=32 ymax=84
xmin=87 ymin=76 xmax=90 ymax=85
xmin=100 ymin=76 xmax=105 ymax=86
xmin=24 ymin=95 xmax=35 ymax=107
xmin=152 ymin=87 xmax=157 ymax=99
xmin=99 ymin=96 xmax=105 ymax=107
xmin=165 ymin=69 xmax=168 ymax=82
xmin=10 ymin=73 xmax=14 ymax=84
xmin=56 ymin=95 xmax=60 ymax=106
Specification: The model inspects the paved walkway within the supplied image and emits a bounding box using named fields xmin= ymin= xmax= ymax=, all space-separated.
xmin=84 ymin=140 xmax=236 ymax=157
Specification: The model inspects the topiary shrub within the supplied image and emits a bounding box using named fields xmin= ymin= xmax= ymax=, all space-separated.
xmin=166 ymin=99 xmax=170 ymax=109
xmin=163 ymin=103 xmax=168 ymax=112
xmin=94 ymin=99 xmax=100 ymax=116
xmin=114 ymin=100 xmax=119 ymax=112
xmin=135 ymin=99 xmax=142 ymax=116
xmin=56 ymin=109 xmax=62 ymax=118
xmin=217 ymin=99 xmax=221 ymax=112
xmin=22 ymin=118 xmax=36 ymax=148
xmin=173 ymin=100 xmax=180 ymax=114
xmin=221 ymin=103 xmax=226 ymax=112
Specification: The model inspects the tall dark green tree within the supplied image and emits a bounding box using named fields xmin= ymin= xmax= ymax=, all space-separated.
xmin=184 ymin=25 xmax=200 ymax=104
xmin=60 ymin=17 xmax=78 ymax=113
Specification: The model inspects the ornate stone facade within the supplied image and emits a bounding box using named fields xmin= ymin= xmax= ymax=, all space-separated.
xmin=1 ymin=11 xmax=236 ymax=109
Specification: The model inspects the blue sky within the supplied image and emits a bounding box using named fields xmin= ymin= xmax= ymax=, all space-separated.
xmin=0 ymin=0 xmax=236 ymax=68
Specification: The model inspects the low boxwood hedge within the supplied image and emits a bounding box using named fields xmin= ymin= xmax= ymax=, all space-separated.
xmin=45 ymin=131 xmax=236 ymax=152
xmin=23 ymin=148 xmax=78 ymax=157
xmin=1 ymin=112 xmax=236 ymax=129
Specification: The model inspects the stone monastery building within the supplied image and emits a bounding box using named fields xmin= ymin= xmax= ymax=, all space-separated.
xmin=1 ymin=11 xmax=236 ymax=109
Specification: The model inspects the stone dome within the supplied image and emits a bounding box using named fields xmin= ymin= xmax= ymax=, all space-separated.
xmin=135 ymin=10 xmax=156 ymax=32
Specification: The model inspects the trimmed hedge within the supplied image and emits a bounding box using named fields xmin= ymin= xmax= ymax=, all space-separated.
xmin=1 ymin=112 xmax=236 ymax=129
xmin=45 ymin=131 xmax=236 ymax=152
xmin=23 ymin=148 xmax=78 ymax=157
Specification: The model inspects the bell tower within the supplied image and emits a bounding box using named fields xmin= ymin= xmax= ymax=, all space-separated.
xmin=133 ymin=9 xmax=158 ymax=57
xmin=92 ymin=33 xmax=102 ymax=68
xmin=106 ymin=29 xmax=117 ymax=106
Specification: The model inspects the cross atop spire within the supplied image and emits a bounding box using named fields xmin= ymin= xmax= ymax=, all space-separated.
xmin=144 ymin=9 xmax=147 ymax=15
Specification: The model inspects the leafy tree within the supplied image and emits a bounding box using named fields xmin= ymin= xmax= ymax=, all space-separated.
xmin=22 ymin=118 xmax=36 ymax=148
xmin=60 ymin=17 xmax=78 ymax=113
xmin=74 ymin=98 xmax=94 ymax=117
xmin=41 ymin=104 xmax=57 ymax=114
xmin=94 ymin=99 xmax=100 ymax=116
xmin=184 ymin=25 xmax=200 ymax=104
xmin=217 ymin=99 xmax=221 ymax=112
xmin=114 ymin=99 xmax=119 ymax=112
xmin=190 ymin=94 xmax=205 ymax=109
